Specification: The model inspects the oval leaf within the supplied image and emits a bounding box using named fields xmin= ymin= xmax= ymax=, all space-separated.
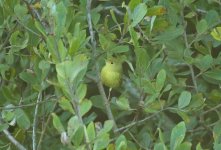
xmin=170 ymin=121 xmax=186 ymax=150
xmin=178 ymin=91 xmax=192 ymax=109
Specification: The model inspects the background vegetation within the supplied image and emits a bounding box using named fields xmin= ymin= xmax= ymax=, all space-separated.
xmin=1 ymin=0 xmax=221 ymax=149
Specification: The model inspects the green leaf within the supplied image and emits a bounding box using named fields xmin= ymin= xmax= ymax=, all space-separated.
xmin=39 ymin=60 xmax=50 ymax=71
xmin=98 ymin=120 xmax=114 ymax=136
xmin=80 ymin=99 xmax=92 ymax=116
xmin=194 ymin=55 xmax=213 ymax=71
xmin=157 ymin=128 xmax=165 ymax=143
xmin=2 ymin=108 xmax=15 ymax=122
xmin=91 ymin=11 xmax=100 ymax=26
xmin=214 ymin=143 xmax=221 ymax=150
xmin=196 ymin=19 xmax=208 ymax=34
xmin=99 ymin=33 xmax=115 ymax=50
xmin=0 ymin=123 xmax=9 ymax=132
xmin=203 ymin=69 xmax=221 ymax=81
xmin=147 ymin=6 xmax=167 ymax=16
xmin=183 ymin=0 xmax=195 ymax=6
xmin=57 ymin=39 xmax=67 ymax=62
xmin=110 ymin=9 xmax=121 ymax=33
xmin=144 ymin=100 xmax=165 ymax=113
xmin=150 ymin=16 xmax=156 ymax=33
xmin=154 ymin=143 xmax=167 ymax=150
xmin=9 ymin=31 xmax=29 ymax=52
xmin=19 ymin=71 xmax=38 ymax=85
xmin=46 ymin=36 xmax=61 ymax=62
xmin=67 ymin=116 xmax=80 ymax=138
xmin=176 ymin=110 xmax=190 ymax=123
xmin=211 ymin=27 xmax=221 ymax=41
xmin=153 ymin=26 xmax=184 ymax=43
xmin=15 ymin=108 xmax=30 ymax=130
xmin=87 ymin=122 xmax=96 ymax=142
xmin=93 ymin=133 xmax=110 ymax=150
xmin=0 ymin=64 xmax=10 ymax=80
xmin=58 ymin=97 xmax=75 ymax=114
xmin=116 ymin=96 xmax=131 ymax=110
xmin=39 ymin=60 xmax=50 ymax=80
xmin=131 ymin=3 xmax=147 ymax=27
xmin=196 ymin=143 xmax=203 ymax=150
xmin=187 ymin=93 xmax=205 ymax=110
xmin=72 ymin=125 xmax=84 ymax=146
xmin=135 ymin=47 xmax=149 ymax=75
xmin=91 ymin=95 xmax=105 ymax=109
xmin=213 ymin=121 xmax=221 ymax=142
xmin=170 ymin=121 xmax=186 ymax=150
xmin=76 ymin=84 xmax=87 ymax=102
xmin=51 ymin=113 xmax=65 ymax=133
xmin=56 ymin=55 xmax=88 ymax=99
xmin=156 ymin=69 xmax=166 ymax=92
xmin=128 ymin=0 xmax=141 ymax=11
xmin=185 ymin=12 xmax=196 ymax=18
xmin=178 ymin=91 xmax=191 ymax=109
xmin=69 ymin=23 xmax=87 ymax=55
xmin=14 ymin=4 xmax=28 ymax=21
xmin=205 ymin=10 xmax=220 ymax=27
xmin=115 ymin=135 xmax=127 ymax=150
xmin=176 ymin=142 xmax=192 ymax=150
xmin=35 ymin=20 xmax=47 ymax=37
xmin=129 ymin=27 xmax=139 ymax=47
xmin=55 ymin=2 xmax=67 ymax=38
xmin=109 ymin=45 xmax=129 ymax=54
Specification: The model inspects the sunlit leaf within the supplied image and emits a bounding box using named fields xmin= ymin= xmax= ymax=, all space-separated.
xmin=170 ymin=121 xmax=186 ymax=150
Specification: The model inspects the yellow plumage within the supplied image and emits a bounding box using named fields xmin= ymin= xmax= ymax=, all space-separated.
xmin=100 ymin=58 xmax=122 ymax=88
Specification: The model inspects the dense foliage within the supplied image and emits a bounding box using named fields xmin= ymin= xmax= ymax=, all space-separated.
xmin=1 ymin=0 xmax=221 ymax=149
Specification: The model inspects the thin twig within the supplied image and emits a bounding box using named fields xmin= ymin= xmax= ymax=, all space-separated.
xmin=188 ymin=64 xmax=198 ymax=93
xmin=201 ymin=103 xmax=221 ymax=116
xmin=0 ymin=96 xmax=57 ymax=110
xmin=3 ymin=129 xmax=27 ymax=150
xmin=65 ymin=77 xmax=91 ymax=150
xmin=16 ymin=18 xmax=41 ymax=37
xmin=0 ymin=118 xmax=27 ymax=150
xmin=187 ymin=122 xmax=216 ymax=133
xmin=21 ymin=0 xmax=42 ymax=23
xmin=71 ymin=98 xmax=91 ymax=150
xmin=180 ymin=10 xmax=198 ymax=93
xmin=137 ymin=25 xmax=151 ymax=42
xmin=37 ymin=101 xmax=58 ymax=150
xmin=0 ymin=23 xmax=18 ymax=51
xmin=128 ymin=131 xmax=147 ymax=149
xmin=115 ymin=109 xmax=166 ymax=133
xmin=32 ymin=92 xmax=42 ymax=150
xmin=103 ymin=6 xmax=124 ymax=16
xmin=86 ymin=0 xmax=118 ymax=132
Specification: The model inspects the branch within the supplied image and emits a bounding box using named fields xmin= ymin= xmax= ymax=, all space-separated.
xmin=86 ymin=0 xmax=118 ymax=132
xmin=0 ymin=96 xmax=57 ymax=110
xmin=3 ymin=129 xmax=27 ymax=150
xmin=115 ymin=109 xmax=165 ymax=133
xmin=188 ymin=64 xmax=198 ymax=93
xmin=71 ymin=98 xmax=91 ymax=150
xmin=32 ymin=92 xmax=42 ymax=150
xmin=180 ymin=10 xmax=198 ymax=93
xmin=64 ymin=78 xmax=91 ymax=150
xmin=201 ymin=103 xmax=221 ymax=116
xmin=103 ymin=6 xmax=124 ymax=16
xmin=0 ymin=119 xmax=27 ymax=150
xmin=0 ymin=23 xmax=18 ymax=51
xmin=37 ymin=101 xmax=58 ymax=150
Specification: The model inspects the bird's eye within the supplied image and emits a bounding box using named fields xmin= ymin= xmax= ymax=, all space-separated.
xmin=110 ymin=61 xmax=113 ymax=64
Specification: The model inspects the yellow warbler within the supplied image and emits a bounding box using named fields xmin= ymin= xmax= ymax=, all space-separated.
xmin=100 ymin=57 xmax=123 ymax=88
xmin=211 ymin=27 xmax=221 ymax=41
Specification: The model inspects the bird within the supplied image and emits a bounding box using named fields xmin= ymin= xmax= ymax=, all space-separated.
xmin=100 ymin=57 xmax=123 ymax=89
